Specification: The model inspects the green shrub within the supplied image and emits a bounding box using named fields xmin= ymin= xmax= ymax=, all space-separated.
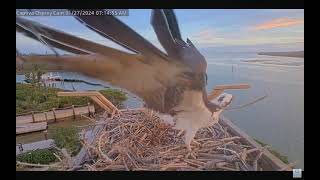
xmin=16 ymin=84 xmax=90 ymax=114
xmin=16 ymin=149 xmax=57 ymax=164
xmin=24 ymin=64 xmax=46 ymax=87
xmin=51 ymin=127 xmax=82 ymax=156
xmin=16 ymin=83 xmax=127 ymax=114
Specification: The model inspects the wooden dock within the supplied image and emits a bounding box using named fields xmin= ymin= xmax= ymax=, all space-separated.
xmin=16 ymin=122 xmax=47 ymax=135
xmin=16 ymin=105 xmax=95 ymax=125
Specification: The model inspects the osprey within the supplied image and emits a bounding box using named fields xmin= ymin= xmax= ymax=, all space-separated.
xmin=16 ymin=9 xmax=233 ymax=150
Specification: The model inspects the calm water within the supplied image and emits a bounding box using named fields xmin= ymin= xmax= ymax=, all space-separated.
xmin=205 ymin=52 xmax=304 ymax=169
xmin=16 ymin=52 xmax=304 ymax=168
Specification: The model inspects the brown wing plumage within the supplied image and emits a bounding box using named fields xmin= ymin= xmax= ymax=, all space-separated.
xmin=16 ymin=14 xmax=189 ymax=113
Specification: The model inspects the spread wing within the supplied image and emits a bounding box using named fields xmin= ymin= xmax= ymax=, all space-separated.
xmin=16 ymin=12 xmax=191 ymax=112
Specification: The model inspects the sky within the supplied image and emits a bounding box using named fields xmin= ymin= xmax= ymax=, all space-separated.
xmin=16 ymin=9 xmax=304 ymax=54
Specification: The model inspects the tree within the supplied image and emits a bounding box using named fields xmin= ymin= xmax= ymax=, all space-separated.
xmin=24 ymin=64 xmax=46 ymax=87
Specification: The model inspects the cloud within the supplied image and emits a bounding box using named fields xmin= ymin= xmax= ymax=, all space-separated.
xmin=190 ymin=28 xmax=226 ymax=46
xmin=188 ymin=26 xmax=304 ymax=50
xmin=254 ymin=18 xmax=304 ymax=31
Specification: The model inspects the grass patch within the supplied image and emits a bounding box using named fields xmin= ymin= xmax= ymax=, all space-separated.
xmin=16 ymin=149 xmax=57 ymax=164
xmin=16 ymin=83 xmax=90 ymax=114
xmin=16 ymin=83 xmax=127 ymax=114
xmin=254 ymin=138 xmax=289 ymax=164
xmin=50 ymin=127 xmax=82 ymax=156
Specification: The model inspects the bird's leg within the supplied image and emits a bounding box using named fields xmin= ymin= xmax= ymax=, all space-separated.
xmin=184 ymin=128 xmax=198 ymax=159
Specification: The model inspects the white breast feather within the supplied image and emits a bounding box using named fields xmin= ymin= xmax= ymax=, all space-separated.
xmin=156 ymin=90 xmax=231 ymax=149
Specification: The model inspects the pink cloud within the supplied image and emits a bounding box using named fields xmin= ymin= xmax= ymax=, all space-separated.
xmin=254 ymin=18 xmax=304 ymax=30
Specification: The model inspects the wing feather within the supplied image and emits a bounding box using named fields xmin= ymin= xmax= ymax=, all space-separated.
xmin=72 ymin=11 xmax=168 ymax=59
xmin=16 ymin=16 xmax=135 ymax=60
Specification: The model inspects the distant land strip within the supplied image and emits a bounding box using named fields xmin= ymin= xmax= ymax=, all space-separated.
xmin=258 ymin=51 xmax=304 ymax=58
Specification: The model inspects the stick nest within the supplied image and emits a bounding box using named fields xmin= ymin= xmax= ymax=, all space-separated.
xmin=78 ymin=109 xmax=267 ymax=171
